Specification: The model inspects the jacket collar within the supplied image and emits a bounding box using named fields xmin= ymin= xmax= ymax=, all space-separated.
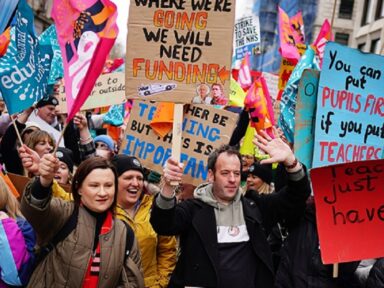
xmin=242 ymin=197 xmax=275 ymax=274
xmin=192 ymin=204 xmax=220 ymax=274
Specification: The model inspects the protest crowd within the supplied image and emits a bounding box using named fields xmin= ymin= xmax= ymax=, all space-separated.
xmin=0 ymin=0 xmax=383 ymax=287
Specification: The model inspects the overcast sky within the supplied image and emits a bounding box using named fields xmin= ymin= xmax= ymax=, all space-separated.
xmin=112 ymin=0 xmax=130 ymax=49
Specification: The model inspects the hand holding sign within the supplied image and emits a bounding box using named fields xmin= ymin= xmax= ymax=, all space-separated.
xmin=162 ymin=157 xmax=184 ymax=198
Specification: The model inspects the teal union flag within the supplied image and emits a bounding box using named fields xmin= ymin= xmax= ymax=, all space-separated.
xmin=0 ymin=0 xmax=53 ymax=115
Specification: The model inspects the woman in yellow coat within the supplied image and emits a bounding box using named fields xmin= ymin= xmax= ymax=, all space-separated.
xmin=113 ymin=155 xmax=177 ymax=288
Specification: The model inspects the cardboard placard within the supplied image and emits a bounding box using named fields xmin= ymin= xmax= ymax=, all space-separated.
xmin=125 ymin=1 xmax=235 ymax=104
xmin=120 ymin=101 xmax=238 ymax=186
xmin=57 ymin=72 xmax=126 ymax=113
xmin=310 ymin=159 xmax=384 ymax=264
xmin=7 ymin=173 xmax=71 ymax=198
xmin=312 ymin=42 xmax=384 ymax=167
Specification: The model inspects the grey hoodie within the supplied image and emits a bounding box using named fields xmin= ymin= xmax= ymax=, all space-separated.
xmin=194 ymin=183 xmax=250 ymax=243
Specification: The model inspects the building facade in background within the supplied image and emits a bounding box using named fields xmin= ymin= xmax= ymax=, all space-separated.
xmin=26 ymin=0 xmax=383 ymax=65
xmin=353 ymin=0 xmax=384 ymax=54
xmin=314 ymin=0 xmax=384 ymax=54
xmin=27 ymin=0 xmax=53 ymax=34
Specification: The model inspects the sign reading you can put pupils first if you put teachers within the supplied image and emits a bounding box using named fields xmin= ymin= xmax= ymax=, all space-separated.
xmin=312 ymin=42 xmax=384 ymax=167
xmin=120 ymin=101 xmax=238 ymax=186
xmin=125 ymin=0 xmax=235 ymax=103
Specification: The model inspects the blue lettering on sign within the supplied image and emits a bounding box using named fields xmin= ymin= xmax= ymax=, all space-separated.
xmin=153 ymin=146 xmax=165 ymax=164
xmin=182 ymin=118 xmax=221 ymax=142
xmin=138 ymin=102 xmax=148 ymax=118
xmin=121 ymin=134 xmax=207 ymax=180
xmin=138 ymin=102 xmax=158 ymax=121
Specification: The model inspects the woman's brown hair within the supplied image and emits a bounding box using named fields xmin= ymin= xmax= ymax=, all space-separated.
xmin=71 ymin=157 xmax=118 ymax=210
xmin=25 ymin=130 xmax=55 ymax=151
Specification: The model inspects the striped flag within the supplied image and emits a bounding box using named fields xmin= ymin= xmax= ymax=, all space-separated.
xmin=52 ymin=0 xmax=118 ymax=122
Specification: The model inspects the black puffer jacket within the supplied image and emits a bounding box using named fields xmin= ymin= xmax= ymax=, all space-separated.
xmin=366 ymin=258 xmax=384 ymax=288
xmin=275 ymin=200 xmax=360 ymax=288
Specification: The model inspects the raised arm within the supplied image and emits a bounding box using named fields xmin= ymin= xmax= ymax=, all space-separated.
xmin=150 ymin=158 xmax=195 ymax=236
xmin=21 ymin=153 xmax=73 ymax=245
xmin=249 ymin=127 xmax=311 ymax=230
xmin=73 ymin=113 xmax=96 ymax=161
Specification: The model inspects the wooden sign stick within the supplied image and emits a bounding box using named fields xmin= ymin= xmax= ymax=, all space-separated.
xmin=333 ymin=263 xmax=339 ymax=278
xmin=170 ymin=104 xmax=184 ymax=186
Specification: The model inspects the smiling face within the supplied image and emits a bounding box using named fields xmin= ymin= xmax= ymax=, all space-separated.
xmin=34 ymin=137 xmax=54 ymax=158
xmin=78 ymin=168 xmax=115 ymax=213
xmin=117 ymin=170 xmax=144 ymax=210
xmin=54 ymin=161 xmax=70 ymax=185
xmin=208 ymin=152 xmax=241 ymax=204
xmin=246 ymin=174 xmax=264 ymax=191
xmin=37 ymin=105 xmax=57 ymax=124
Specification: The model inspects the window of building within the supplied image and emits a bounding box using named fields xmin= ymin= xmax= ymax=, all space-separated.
xmin=361 ymin=0 xmax=375 ymax=25
xmin=375 ymin=0 xmax=384 ymax=19
xmin=370 ymin=38 xmax=381 ymax=54
xmin=339 ymin=0 xmax=354 ymax=19
xmin=335 ymin=33 xmax=350 ymax=45
xmin=357 ymin=43 xmax=366 ymax=51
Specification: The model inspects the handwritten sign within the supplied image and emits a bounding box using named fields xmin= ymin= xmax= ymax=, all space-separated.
xmin=294 ymin=69 xmax=319 ymax=169
xmin=120 ymin=101 xmax=237 ymax=186
xmin=313 ymin=42 xmax=384 ymax=167
xmin=125 ymin=0 xmax=235 ymax=104
xmin=310 ymin=159 xmax=384 ymax=264
xmin=57 ymin=72 xmax=125 ymax=113
xmin=7 ymin=173 xmax=71 ymax=197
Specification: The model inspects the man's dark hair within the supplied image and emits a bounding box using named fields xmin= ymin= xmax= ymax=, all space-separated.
xmin=207 ymin=144 xmax=242 ymax=173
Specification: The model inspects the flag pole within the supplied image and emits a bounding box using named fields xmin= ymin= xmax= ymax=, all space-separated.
xmin=330 ymin=0 xmax=337 ymax=30
xmin=52 ymin=122 xmax=68 ymax=155
xmin=11 ymin=116 xmax=23 ymax=146
xmin=330 ymin=0 xmax=338 ymax=279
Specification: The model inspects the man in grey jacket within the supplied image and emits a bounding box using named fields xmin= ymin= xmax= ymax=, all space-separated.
xmin=150 ymin=128 xmax=311 ymax=288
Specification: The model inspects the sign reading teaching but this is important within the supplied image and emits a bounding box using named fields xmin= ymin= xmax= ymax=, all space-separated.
xmin=310 ymin=159 xmax=384 ymax=264
xmin=120 ymin=101 xmax=237 ymax=186
xmin=125 ymin=0 xmax=235 ymax=103
xmin=312 ymin=42 xmax=384 ymax=167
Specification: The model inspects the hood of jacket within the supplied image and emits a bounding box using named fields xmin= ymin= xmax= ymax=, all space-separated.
xmin=193 ymin=182 xmax=243 ymax=208
xmin=193 ymin=183 xmax=248 ymax=242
